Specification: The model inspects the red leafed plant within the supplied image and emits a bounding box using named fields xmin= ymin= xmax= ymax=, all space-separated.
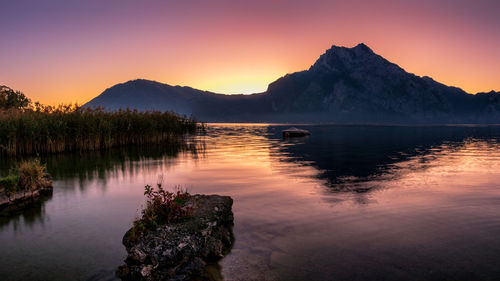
xmin=131 ymin=182 xmax=194 ymax=238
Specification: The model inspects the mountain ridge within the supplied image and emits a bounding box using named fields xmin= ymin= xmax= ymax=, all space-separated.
xmin=84 ymin=43 xmax=500 ymax=123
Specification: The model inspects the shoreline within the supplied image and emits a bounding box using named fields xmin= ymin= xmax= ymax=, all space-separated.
xmin=0 ymin=173 xmax=53 ymax=214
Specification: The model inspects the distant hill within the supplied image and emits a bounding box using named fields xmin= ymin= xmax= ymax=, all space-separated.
xmin=84 ymin=80 xmax=268 ymax=122
xmin=84 ymin=43 xmax=500 ymax=123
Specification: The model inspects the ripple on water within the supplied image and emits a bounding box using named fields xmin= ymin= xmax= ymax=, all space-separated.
xmin=1 ymin=125 xmax=500 ymax=280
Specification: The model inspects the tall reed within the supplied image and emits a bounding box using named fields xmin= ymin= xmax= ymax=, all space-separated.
xmin=0 ymin=104 xmax=199 ymax=156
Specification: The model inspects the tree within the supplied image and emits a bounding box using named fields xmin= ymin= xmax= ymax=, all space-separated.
xmin=0 ymin=85 xmax=31 ymax=110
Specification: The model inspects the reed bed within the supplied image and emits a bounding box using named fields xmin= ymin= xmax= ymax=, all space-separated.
xmin=0 ymin=105 xmax=199 ymax=156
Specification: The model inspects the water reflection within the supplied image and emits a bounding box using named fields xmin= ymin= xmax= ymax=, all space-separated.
xmin=203 ymin=124 xmax=500 ymax=281
xmin=1 ymin=124 xmax=500 ymax=281
xmin=1 ymin=139 xmax=202 ymax=191
xmin=0 ymin=191 xmax=52 ymax=232
xmin=268 ymin=125 xmax=500 ymax=189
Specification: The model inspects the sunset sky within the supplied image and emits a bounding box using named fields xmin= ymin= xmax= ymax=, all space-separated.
xmin=1 ymin=0 xmax=499 ymax=105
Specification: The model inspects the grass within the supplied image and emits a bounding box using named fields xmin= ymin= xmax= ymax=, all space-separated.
xmin=130 ymin=183 xmax=194 ymax=240
xmin=0 ymin=159 xmax=48 ymax=198
xmin=0 ymin=175 xmax=19 ymax=197
xmin=0 ymin=104 xmax=199 ymax=156
xmin=17 ymin=159 xmax=46 ymax=192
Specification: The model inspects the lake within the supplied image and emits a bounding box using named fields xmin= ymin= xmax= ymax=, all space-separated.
xmin=1 ymin=124 xmax=500 ymax=281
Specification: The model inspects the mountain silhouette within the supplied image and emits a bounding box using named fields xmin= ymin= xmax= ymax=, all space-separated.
xmin=84 ymin=43 xmax=500 ymax=123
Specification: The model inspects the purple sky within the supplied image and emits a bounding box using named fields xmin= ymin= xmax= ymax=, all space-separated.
xmin=1 ymin=0 xmax=499 ymax=104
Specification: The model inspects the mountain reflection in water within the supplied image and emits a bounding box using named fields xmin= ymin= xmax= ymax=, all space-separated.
xmin=0 ymin=124 xmax=500 ymax=281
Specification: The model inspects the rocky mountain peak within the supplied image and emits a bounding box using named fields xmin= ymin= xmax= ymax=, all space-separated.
xmin=309 ymin=43 xmax=387 ymax=74
xmin=353 ymin=42 xmax=374 ymax=53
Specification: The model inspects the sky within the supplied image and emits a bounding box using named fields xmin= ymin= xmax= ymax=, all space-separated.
xmin=1 ymin=0 xmax=499 ymax=105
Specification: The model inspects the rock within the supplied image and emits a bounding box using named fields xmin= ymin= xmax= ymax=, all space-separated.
xmin=0 ymin=173 xmax=53 ymax=213
xmin=141 ymin=265 xmax=154 ymax=277
xmin=130 ymin=247 xmax=147 ymax=263
xmin=117 ymin=195 xmax=234 ymax=281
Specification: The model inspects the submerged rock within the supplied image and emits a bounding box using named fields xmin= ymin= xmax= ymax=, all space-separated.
xmin=117 ymin=195 xmax=234 ymax=281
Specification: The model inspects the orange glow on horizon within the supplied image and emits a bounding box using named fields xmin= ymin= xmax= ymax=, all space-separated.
xmin=1 ymin=0 xmax=499 ymax=105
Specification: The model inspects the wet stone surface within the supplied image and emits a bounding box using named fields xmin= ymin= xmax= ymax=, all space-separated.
xmin=117 ymin=195 xmax=234 ymax=281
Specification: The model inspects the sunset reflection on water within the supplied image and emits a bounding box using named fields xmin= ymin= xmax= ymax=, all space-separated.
xmin=1 ymin=124 xmax=500 ymax=281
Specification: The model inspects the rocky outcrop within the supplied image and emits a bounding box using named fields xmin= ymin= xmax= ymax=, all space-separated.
xmin=0 ymin=173 xmax=53 ymax=213
xmin=117 ymin=195 xmax=234 ymax=281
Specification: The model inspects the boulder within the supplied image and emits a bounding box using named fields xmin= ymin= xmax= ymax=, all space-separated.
xmin=117 ymin=195 xmax=234 ymax=281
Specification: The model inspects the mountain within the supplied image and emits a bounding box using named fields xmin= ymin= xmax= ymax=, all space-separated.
xmin=84 ymin=43 xmax=500 ymax=123
xmin=84 ymin=80 xmax=268 ymax=122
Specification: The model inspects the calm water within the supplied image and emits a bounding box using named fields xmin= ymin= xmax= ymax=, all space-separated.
xmin=1 ymin=124 xmax=500 ymax=281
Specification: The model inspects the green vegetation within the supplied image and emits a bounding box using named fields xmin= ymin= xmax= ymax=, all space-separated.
xmin=130 ymin=183 xmax=193 ymax=240
xmin=0 ymin=159 xmax=49 ymax=198
xmin=17 ymin=159 xmax=47 ymax=192
xmin=0 ymin=175 xmax=19 ymax=197
xmin=0 ymin=86 xmax=199 ymax=156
